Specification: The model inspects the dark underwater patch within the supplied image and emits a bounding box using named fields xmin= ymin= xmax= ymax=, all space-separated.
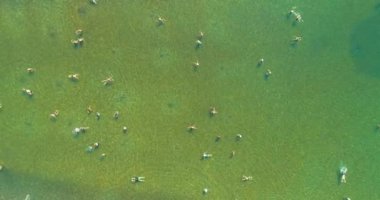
xmin=351 ymin=8 xmax=380 ymax=78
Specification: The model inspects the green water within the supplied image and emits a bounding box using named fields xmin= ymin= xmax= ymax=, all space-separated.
xmin=1 ymin=0 xmax=380 ymax=199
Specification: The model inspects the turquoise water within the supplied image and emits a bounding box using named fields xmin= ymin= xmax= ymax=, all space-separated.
xmin=1 ymin=0 xmax=380 ymax=199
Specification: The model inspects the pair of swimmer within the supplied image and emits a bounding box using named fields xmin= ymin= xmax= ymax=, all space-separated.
xmin=339 ymin=166 xmax=348 ymax=183
xmin=131 ymin=176 xmax=145 ymax=183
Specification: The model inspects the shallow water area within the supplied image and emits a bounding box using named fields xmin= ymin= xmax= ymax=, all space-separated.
xmin=1 ymin=0 xmax=380 ymax=199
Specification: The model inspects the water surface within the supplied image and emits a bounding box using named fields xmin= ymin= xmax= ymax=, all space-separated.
xmin=1 ymin=0 xmax=380 ymax=199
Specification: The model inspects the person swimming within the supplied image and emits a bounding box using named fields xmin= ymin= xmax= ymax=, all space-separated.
xmin=202 ymin=152 xmax=212 ymax=160
xmin=131 ymin=176 xmax=145 ymax=183
xmin=339 ymin=166 xmax=348 ymax=183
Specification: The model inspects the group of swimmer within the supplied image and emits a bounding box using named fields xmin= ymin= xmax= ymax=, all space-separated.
xmin=68 ymin=106 xmax=129 ymax=162
xmin=22 ymin=65 xmax=115 ymax=102
xmin=339 ymin=165 xmax=351 ymax=200
xmin=131 ymin=176 xmax=145 ymax=183
xmin=288 ymin=7 xmax=303 ymax=45
xmin=71 ymin=29 xmax=84 ymax=48
xmin=11 ymin=6 xmax=357 ymax=199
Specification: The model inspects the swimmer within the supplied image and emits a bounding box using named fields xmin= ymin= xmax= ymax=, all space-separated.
xmin=258 ymin=58 xmax=264 ymax=66
xmin=131 ymin=176 xmax=145 ymax=183
xmin=202 ymin=152 xmax=212 ymax=160
xmin=22 ymin=88 xmax=33 ymax=97
xmin=187 ymin=124 xmax=197 ymax=132
xmin=72 ymin=127 xmax=81 ymax=136
xmin=209 ymin=107 xmax=218 ymax=116
xmin=49 ymin=110 xmax=59 ymax=120
xmin=236 ymin=134 xmax=243 ymax=140
xmin=293 ymin=36 xmax=302 ymax=43
xmin=113 ymin=111 xmax=120 ymax=120
xmin=71 ymin=38 xmax=84 ymax=47
xmin=198 ymin=31 xmax=204 ymax=40
xmin=86 ymin=142 xmax=99 ymax=152
xmin=230 ymin=150 xmax=236 ymax=158
xmin=75 ymin=29 xmax=83 ymax=36
xmin=195 ymin=39 xmax=202 ymax=48
xmin=71 ymin=39 xmax=79 ymax=46
xmin=77 ymin=38 xmax=84 ymax=45
xmin=27 ymin=68 xmax=36 ymax=73
xmin=87 ymin=106 xmax=93 ymax=114
xmin=157 ymin=17 xmax=166 ymax=26
xmin=288 ymin=7 xmax=303 ymax=23
xmin=265 ymin=69 xmax=272 ymax=79
xmin=242 ymin=175 xmax=253 ymax=181
xmin=123 ymin=126 xmax=128 ymax=133
xmin=99 ymin=153 xmax=107 ymax=160
xmin=68 ymin=73 xmax=80 ymax=81
xmin=203 ymin=188 xmax=208 ymax=194
xmin=193 ymin=60 xmax=200 ymax=69
xmin=72 ymin=127 xmax=89 ymax=136
xmin=102 ymin=76 xmax=114 ymax=86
